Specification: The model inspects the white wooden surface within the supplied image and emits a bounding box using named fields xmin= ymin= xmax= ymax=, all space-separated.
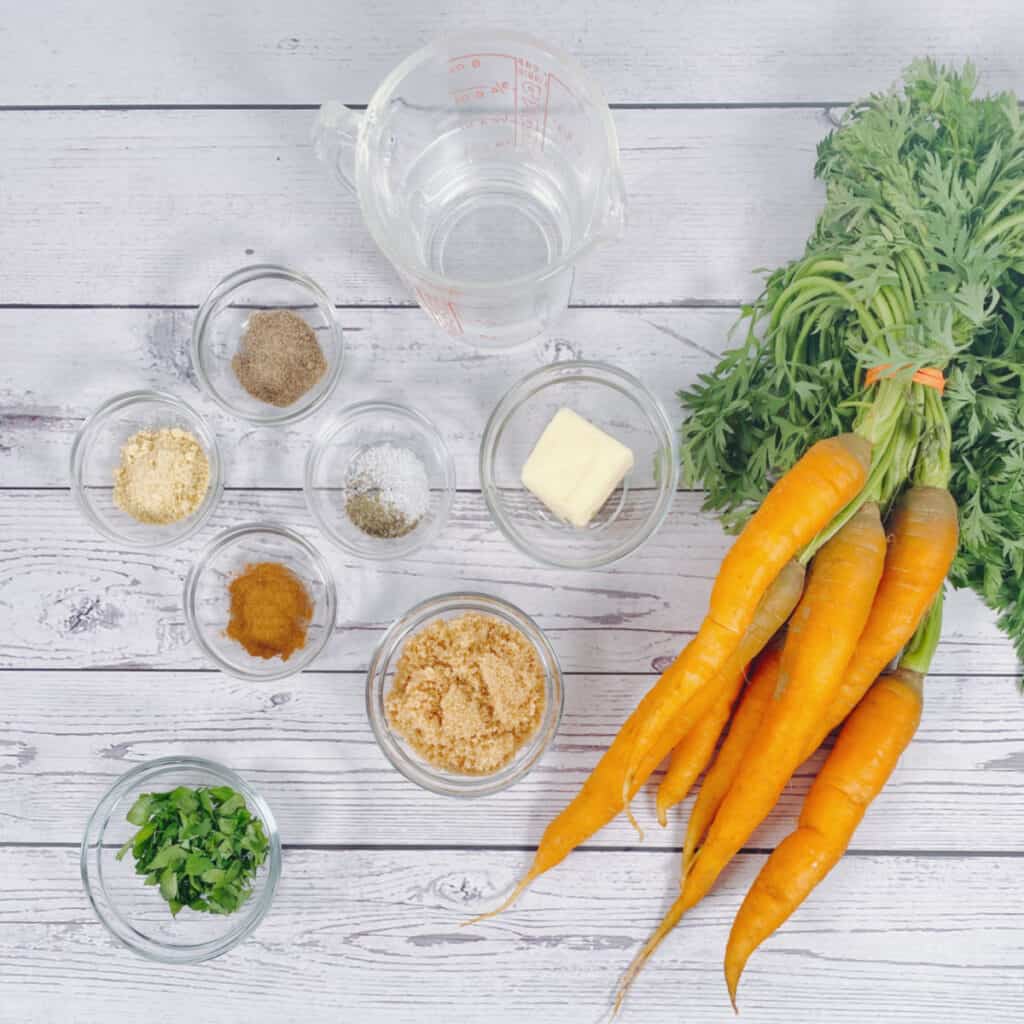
xmin=0 ymin=109 xmax=829 ymax=305
xmin=2 ymin=3 xmax=1023 ymax=1022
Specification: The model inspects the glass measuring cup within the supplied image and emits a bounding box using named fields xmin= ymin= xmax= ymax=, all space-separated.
xmin=313 ymin=30 xmax=626 ymax=348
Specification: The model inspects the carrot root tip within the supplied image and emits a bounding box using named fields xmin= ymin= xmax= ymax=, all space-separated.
xmin=612 ymin=895 xmax=687 ymax=1014
xmin=726 ymin=975 xmax=740 ymax=1014
xmin=624 ymin=801 xmax=645 ymax=842
xmin=725 ymin=956 xmax=746 ymax=1012
xmin=462 ymin=870 xmax=536 ymax=927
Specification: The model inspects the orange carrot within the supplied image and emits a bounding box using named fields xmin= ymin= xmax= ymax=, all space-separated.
xmin=467 ymin=561 xmax=805 ymax=925
xmin=708 ymin=435 xmax=869 ymax=635
xmin=725 ymin=661 xmax=927 ymax=1007
xmin=621 ymin=435 xmax=870 ymax=796
xmin=614 ymin=502 xmax=886 ymax=1010
xmin=681 ymin=649 xmax=781 ymax=874
xmin=812 ymin=485 xmax=956 ymax=747
xmin=655 ymin=670 xmax=745 ymax=828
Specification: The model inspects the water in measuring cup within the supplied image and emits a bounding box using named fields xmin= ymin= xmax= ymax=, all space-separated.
xmin=401 ymin=129 xmax=582 ymax=284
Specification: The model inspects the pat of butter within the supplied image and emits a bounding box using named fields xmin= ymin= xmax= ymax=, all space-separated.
xmin=521 ymin=407 xmax=635 ymax=528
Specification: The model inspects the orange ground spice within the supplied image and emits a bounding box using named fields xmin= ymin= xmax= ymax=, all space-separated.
xmin=226 ymin=562 xmax=313 ymax=661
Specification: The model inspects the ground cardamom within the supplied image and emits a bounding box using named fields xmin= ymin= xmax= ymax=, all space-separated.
xmin=232 ymin=309 xmax=327 ymax=407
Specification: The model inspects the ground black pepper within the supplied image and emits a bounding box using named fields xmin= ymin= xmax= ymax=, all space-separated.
xmin=345 ymin=488 xmax=419 ymax=539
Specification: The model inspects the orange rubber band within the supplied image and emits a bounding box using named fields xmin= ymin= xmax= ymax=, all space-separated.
xmin=865 ymin=363 xmax=945 ymax=394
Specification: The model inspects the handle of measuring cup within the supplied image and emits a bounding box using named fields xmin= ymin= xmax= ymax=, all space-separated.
xmin=312 ymin=101 xmax=362 ymax=193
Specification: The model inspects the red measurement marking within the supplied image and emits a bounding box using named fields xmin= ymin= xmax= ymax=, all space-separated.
xmin=415 ymin=288 xmax=464 ymax=336
xmin=448 ymin=52 xmax=520 ymax=65
xmin=541 ymin=74 xmax=549 ymax=150
xmin=447 ymin=302 xmax=465 ymax=335
xmin=446 ymin=53 xmax=580 ymax=152
xmin=450 ymin=81 xmax=509 ymax=95
xmin=543 ymin=73 xmax=579 ymax=152
xmin=513 ymin=57 xmax=518 ymax=145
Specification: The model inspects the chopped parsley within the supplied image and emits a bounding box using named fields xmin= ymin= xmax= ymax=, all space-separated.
xmin=116 ymin=785 xmax=270 ymax=916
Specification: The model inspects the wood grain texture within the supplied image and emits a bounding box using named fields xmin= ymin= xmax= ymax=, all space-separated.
xmin=1 ymin=846 xmax=1022 ymax=1024
xmin=0 ymin=490 xmax=1014 ymax=674
xmin=3 ymin=1 xmax=1023 ymax=106
xmin=4 ymin=668 xmax=1022 ymax=847
xmin=0 ymin=306 xmax=735 ymax=487
xmin=0 ymin=108 xmax=827 ymax=305
xmin=5 ymin=3 xmax=1024 ymax=1019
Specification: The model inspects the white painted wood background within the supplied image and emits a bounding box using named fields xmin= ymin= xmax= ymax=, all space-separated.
xmin=2 ymin=3 xmax=1023 ymax=1022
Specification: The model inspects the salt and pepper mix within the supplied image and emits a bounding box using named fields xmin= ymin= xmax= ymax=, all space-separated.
xmin=343 ymin=442 xmax=430 ymax=540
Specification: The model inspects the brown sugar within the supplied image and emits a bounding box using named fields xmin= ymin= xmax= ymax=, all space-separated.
xmin=384 ymin=613 xmax=546 ymax=775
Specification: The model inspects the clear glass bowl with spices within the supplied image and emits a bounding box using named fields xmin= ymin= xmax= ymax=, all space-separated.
xmin=184 ymin=523 xmax=337 ymax=681
xmin=70 ymin=390 xmax=223 ymax=548
xmin=192 ymin=264 xmax=345 ymax=425
xmin=366 ymin=592 xmax=564 ymax=797
xmin=81 ymin=756 xmax=281 ymax=963
xmin=305 ymin=401 xmax=456 ymax=560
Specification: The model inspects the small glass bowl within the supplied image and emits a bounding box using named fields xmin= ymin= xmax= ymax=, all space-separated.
xmin=366 ymin=592 xmax=564 ymax=797
xmin=192 ymin=264 xmax=344 ymax=425
xmin=305 ymin=401 xmax=456 ymax=561
xmin=184 ymin=523 xmax=337 ymax=681
xmin=480 ymin=360 xmax=679 ymax=569
xmin=81 ymin=756 xmax=281 ymax=964
xmin=70 ymin=390 xmax=223 ymax=548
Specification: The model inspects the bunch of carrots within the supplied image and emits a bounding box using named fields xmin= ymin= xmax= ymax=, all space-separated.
xmin=470 ymin=404 xmax=957 ymax=1011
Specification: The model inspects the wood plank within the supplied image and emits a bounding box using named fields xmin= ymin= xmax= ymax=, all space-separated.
xmin=0 ymin=306 xmax=733 ymax=487
xmin=3 ymin=1 xmax=1023 ymax=106
xmin=0 ymin=108 xmax=827 ymax=305
xmin=6 ymin=7 xmax=1024 ymax=1021
xmin=0 ymin=490 xmax=1014 ymax=674
xmin=1 ymin=846 xmax=1022 ymax=1023
xmin=3 ymin=668 xmax=1022 ymax=847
